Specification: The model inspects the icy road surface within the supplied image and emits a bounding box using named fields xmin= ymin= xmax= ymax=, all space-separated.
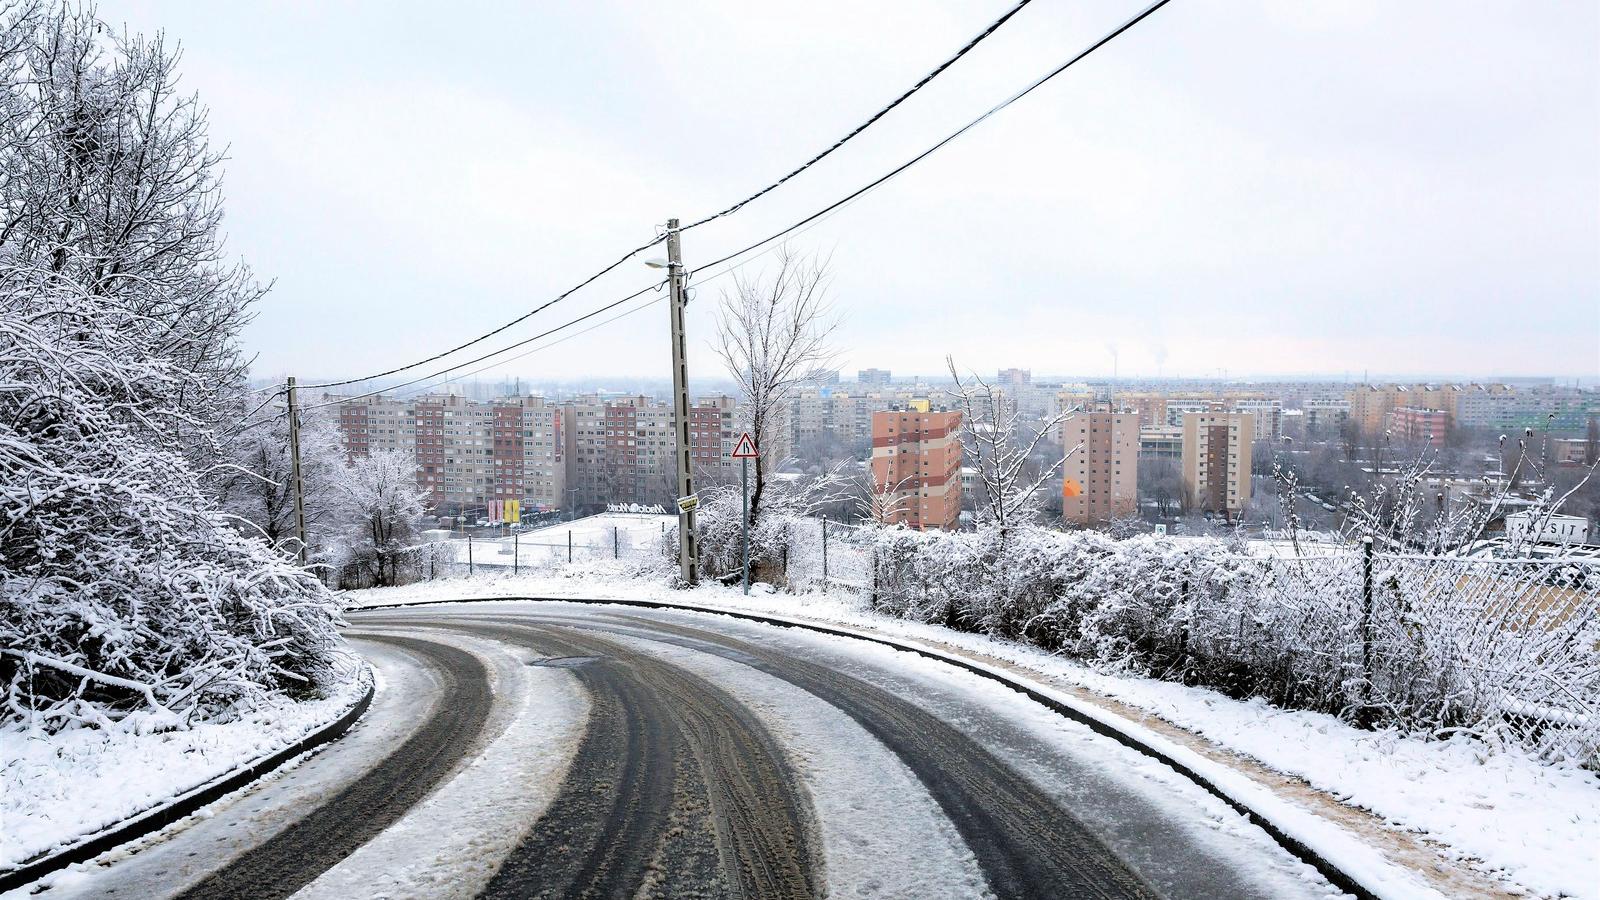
xmin=20 ymin=601 xmax=1349 ymax=899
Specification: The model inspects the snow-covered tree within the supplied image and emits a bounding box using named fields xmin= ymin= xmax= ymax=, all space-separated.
xmin=0 ymin=5 xmax=262 ymax=443
xmin=713 ymin=247 xmax=841 ymax=533
xmin=945 ymin=356 xmax=1074 ymax=530
xmin=0 ymin=4 xmax=342 ymax=730
xmin=0 ymin=266 xmax=341 ymax=729
xmin=216 ymin=401 xmax=348 ymax=561
xmin=333 ymin=450 xmax=426 ymax=588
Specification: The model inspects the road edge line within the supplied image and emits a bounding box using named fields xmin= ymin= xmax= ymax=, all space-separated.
xmin=0 ymin=667 xmax=377 ymax=894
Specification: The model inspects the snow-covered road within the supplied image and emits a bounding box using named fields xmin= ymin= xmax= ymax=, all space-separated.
xmin=17 ymin=601 xmax=1351 ymax=899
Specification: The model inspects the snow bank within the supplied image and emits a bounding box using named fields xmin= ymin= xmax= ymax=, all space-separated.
xmin=346 ymin=572 xmax=1600 ymax=900
xmin=0 ymin=653 xmax=371 ymax=871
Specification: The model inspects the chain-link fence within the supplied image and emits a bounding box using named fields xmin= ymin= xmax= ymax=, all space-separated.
xmin=786 ymin=518 xmax=874 ymax=593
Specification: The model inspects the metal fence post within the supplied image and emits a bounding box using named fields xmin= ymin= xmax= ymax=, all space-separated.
xmin=869 ymin=544 xmax=878 ymax=609
xmin=1360 ymin=536 xmax=1374 ymax=723
xmin=1179 ymin=575 xmax=1191 ymax=679
xmin=513 ymin=531 xmax=519 ymax=576
xmin=467 ymin=533 xmax=474 ymax=577
xmin=614 ymin=526 xmax=620 ymax=560
xmin=568 ymin=530 xmax=573 ymax=564
xmin=821 ymin=516 xmax=829 ymax=591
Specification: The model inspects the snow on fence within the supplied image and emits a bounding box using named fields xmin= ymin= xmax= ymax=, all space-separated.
xmin=419 ymin=514 xmax=672 ymax=578
xmin=782 ymin=520 xmax=1600 ymax=763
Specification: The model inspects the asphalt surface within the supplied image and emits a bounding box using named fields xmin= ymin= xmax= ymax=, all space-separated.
xmin=28 ymin=602 xmax=1347 ymax=900
xmin=175 ymin=636 xmax=495 ymax=900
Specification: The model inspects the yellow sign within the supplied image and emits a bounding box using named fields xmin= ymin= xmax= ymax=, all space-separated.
xmin=909 ymin=398 xmax=930 ymax=413
xmin=505 ymin=498 xmax=520 ymax=523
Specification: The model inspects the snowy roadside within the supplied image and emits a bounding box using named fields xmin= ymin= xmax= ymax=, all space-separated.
xmin=347 ymin=568 xmax=1600 ymax=900
xmin=0 ymin=652 xmax=372 ymax=873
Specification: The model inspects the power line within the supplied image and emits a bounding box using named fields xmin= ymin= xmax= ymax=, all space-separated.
xmin=283 ymin=0 xmax=1171 ymax=409
xmin=298 ymin=279 xmax=668 ymax=412
xmin=698 ymin=0 xmax=1175 ymax=274
xmin=300 ymin=1 xmax=1037 ymax=392
xmin=286 ymin=187 xmax=865 ymax=417
xmin=300 ymin=238 xmax=666 ymax=391
xmin=362 ymin=196 xmax=863 ymax=401
xmin=382 ymin=294 xmax=668 ymax=402
xmin=678 ymin=0 xmax=1035 ymax=232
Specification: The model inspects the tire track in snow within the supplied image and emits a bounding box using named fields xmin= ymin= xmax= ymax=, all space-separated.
xmin=173 ymin=634 xmax=492 ymax=900
xmin=428 ymin=620 xmax=819 ymax=900
xmin=604 ymin=615 xmax=1160 ymax=900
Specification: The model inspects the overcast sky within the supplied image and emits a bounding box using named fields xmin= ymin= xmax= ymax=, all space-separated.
xmin=115 ymin=0 xmax=1598 ymax=385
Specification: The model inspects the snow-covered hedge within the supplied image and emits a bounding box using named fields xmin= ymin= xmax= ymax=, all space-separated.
xmin=776 ymin=519 xmax=1600 ymax=762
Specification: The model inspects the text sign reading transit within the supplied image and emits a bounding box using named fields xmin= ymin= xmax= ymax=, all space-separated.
xmin=731 ymin=433 xmax=758 ymax=458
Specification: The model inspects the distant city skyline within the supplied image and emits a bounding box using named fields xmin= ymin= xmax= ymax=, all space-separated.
xmin=275 ymin=369 xmax=1598 ymax=396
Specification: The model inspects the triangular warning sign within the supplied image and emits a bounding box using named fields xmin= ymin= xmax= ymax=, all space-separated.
xmin=731 ymin=432 xmax=758 ymax=458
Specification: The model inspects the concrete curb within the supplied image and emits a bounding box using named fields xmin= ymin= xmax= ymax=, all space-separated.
xmin=354 ymin=595 xmax=1389 ymax=900
xmin=0 ymin=670 xmax=376 ymax=894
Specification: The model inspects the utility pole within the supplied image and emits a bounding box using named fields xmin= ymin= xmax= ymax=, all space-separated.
xmin=666 ymin=218 xmax=699 ymax=585
xmin=285 ymin=376 xmax=309 ymax=568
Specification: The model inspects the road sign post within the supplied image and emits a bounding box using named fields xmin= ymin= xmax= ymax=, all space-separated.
xmin=741 ymin=456 xmax=749 ymax=595
xmin=732 ymin=432 xmax=758 ymax=595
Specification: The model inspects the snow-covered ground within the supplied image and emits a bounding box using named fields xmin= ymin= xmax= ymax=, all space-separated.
xmin=0 ymin=653 xmax=371 ymax=872
xmin=347 ymin=568 xmax=1600 ymax=900
xmin=438 ymin=512 xmax=672 ymax=569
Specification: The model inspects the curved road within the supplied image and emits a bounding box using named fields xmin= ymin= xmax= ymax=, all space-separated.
xmin=27 ymin=602 xmax=1349 ymax=900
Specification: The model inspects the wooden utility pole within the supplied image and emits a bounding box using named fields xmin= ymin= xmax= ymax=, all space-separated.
xmin=666 ymin=218 xmax=699 ymax=585
xmin=285 ymin=376 xmax=309 ymax=567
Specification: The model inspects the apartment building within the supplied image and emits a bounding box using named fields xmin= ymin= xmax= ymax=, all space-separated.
xmin=858 ymin=368 xmax=893 ymax=389
xmin=998 ymin=368 xmax=1031 ymax=388
xmin=1053 ymin=389 xmax=1096 ymax=446
xmin=1347 ymin=384 xmax=1472 ymax=434
xmin=1061 ymin=404 xmax=1139 ymax=526
xmin=1232 ymin=398 xmax=1282 ymax=441
xmin=330 ymin=393 xmax=563 ymax=516
xmin=1455 ymin=390 xmax=1596 ymax=431
xmin=870 ymin=407 xmax=963 ymax=531
xmin=1181 ymin=411 xmax=1254 ymax=518
xmin=1302 ymin=397 xmax=1350 ymax=436
xmin=1388 ymin=406 xmax=1449 ymax=449
xmin=494 ymin=397 xmax=565 ymax=512
xmin=565 ymin=394 xmax=738 ymax=510
xmin=1163 ymin=398 xmax=1214 ymax=428
xmin=330 ymin=391 xmax=732 ymax=517
xmin=789 ymin=387 xmax=919 ymax=455
xmin=1138 ymin=426 xmax=1184 ymax=460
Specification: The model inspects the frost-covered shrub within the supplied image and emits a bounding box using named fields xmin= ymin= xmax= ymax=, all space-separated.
xmin=791 ymin=518 xmax=1600 ymax=762
xmin=691 ymin=484 xmax=795 ymax=585
xmin=0 ymin=271 xmax=342 ymax=730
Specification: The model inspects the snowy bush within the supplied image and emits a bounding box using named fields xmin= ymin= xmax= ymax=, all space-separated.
xmin=0 ymin=269 xmax=341 ymax=730
xmin=776 ymin=517 xmax=1600 ymax=763
xmin=689 ymin=483 xmax=797 ymax=585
